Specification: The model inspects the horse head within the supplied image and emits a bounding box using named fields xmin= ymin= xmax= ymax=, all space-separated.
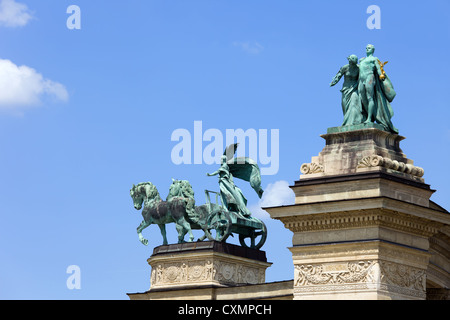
xmin=130 ymin=182 xmax=160 ymax=210
xmin=167 ymin=179 xmax=194 ymax=201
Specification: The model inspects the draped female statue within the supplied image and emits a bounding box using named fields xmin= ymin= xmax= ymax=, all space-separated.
xmin=330 ymin=54 xmax=363 ymax=126
xmin=206 ymin=144 xmax=263 ymax=218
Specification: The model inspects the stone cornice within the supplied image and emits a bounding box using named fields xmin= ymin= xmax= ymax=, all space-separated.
xmin=278 ymin=208 xmax=441 ymax=238
xmin=264 ymin=196 xmax=450 ymax=227
xmin=294 ymin=170 xmax=431 ymax=190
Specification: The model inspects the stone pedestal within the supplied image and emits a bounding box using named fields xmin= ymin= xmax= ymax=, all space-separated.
xmin=128 ymin=241 xmax=272 ymax=300
xmin=265 ymin=127 xmax=450 ymax=300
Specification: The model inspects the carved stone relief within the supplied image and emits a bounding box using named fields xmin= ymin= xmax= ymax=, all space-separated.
xmin=379 ymin=261 xmax=426 ymax=292
xmin=300 ymin=162 xmax=324 ymax=175
xmin=150 ymin=258 xmax=265 ymax=288
xmin=294 ymin=261 xmax=376 ymax=287
xmin=293 ymin=260 xmax=427 ymax=298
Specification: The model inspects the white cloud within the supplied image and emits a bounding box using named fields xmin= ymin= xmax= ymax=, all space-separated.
xmin=249 ymin=180 xmax=295 ymax=220
xmin=0 ymin=58 xmax=69 ymax=111
xmin=0 ymin=0 xmax=33 ymax=27
xmin=233 ymin=41 xmax=264 ymax=55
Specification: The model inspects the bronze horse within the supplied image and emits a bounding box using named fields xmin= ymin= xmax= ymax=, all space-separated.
xmin=130 ymin=180 xmax=223 ymax=246
xmin=130 ymin=181 xmax=194 ymax=245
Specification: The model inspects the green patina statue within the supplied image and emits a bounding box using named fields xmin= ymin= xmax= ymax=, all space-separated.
xmin=330 ymin=54 xmax=363 ymax=126
xmin=206 ymin=143 xmax=264 ymax=219
xmin=331 ymin=44 xmax=398 ymax=134
xmin=130 ymin=144 xmax=267 ymax=250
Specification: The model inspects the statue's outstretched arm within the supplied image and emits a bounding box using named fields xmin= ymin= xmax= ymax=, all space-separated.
xmin=330 ymin=68 xmax=344 ymax=87
xmin=207 ymin=170 xmax=219 ymax=177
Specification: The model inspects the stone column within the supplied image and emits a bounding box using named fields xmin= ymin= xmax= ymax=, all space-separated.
xmin=266 ymin=127 xmax=450 ymax=300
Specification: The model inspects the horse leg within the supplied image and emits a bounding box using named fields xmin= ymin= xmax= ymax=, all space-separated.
xmin=158 ymin=224 xmax=168 ymax=245
xmin=175 ymin=223 xmax=186 ymax=243
xmin=179 ymin=218 xmax=194 ymax=242
xmin=137 ymin=220 xmax=150 ymax=246
xmin=197 ymin=230 xmax=207 ymax=242
xmin=187 ymin=227 xmax=194 ymax=242
xmin=173 ymin=218 xmax=194 ymax=243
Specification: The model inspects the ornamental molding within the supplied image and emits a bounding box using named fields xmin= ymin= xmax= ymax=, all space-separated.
xmin=291 ymin=246 xmax=379 ymax=260
xmin=300 ymin=162 xmax=324 ymax=175
xmin=282 ymin=209 xmax=439 ymax=237
xmin=357 ymin=155 xmax=424 ymax=178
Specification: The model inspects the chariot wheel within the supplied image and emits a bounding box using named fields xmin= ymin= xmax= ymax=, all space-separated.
xmin=204 ymin=210 xmax=232 ymax=242
xmin=239 ymin=220 xmax=267 ymax=250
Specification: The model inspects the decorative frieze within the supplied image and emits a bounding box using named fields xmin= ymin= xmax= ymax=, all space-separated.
xmin=147 ymin=242 xmax=271 ymax=290
xmin=293 ymin=260 xmax=427 ymax=299
xmin=294 ymin=261 xmax=376 ymax=287
xmin=379 ymin=261 xmax=426 ymax=292
xmin=150 ymin=258 xmax=265 ymax=288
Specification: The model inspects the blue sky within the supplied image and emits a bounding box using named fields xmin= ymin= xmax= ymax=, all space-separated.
xmin=0 ymin=0 xmax=449 ymax=299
